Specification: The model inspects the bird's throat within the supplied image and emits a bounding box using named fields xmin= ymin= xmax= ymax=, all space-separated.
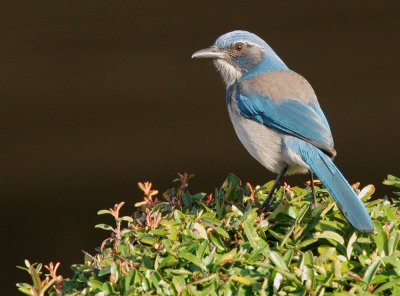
xmin=213 ymin=59 xmax=242 ymax=87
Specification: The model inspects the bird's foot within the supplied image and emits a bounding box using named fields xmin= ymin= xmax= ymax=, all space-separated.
xmin=309 ymin=187 xmax=318 ymax=208
xmin=259 ymin=195 xmax=282 ymax=214
xmin=269 ymin=199 xmax=283 ymax=212
xmin=311 ymin=198 xmax=318 ymax=209
xmin=307 ymin=170 xmax=318 ymax=208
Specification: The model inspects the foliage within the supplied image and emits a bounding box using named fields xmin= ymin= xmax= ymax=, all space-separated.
xmin=17 ymin=174 xmax=400 ymax=295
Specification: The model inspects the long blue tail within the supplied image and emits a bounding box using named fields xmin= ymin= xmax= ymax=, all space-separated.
xmin=298 ymin=145 xmax=373 ymax=232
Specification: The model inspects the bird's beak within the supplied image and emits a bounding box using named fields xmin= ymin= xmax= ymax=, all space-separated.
xmin=191 ymin=46 xmax=225 ymax=59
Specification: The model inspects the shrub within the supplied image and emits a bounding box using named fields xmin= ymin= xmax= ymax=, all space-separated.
xmin=17 ymin=174 xmax=400 ymax=295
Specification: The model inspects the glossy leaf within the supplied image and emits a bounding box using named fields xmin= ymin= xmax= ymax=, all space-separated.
xmin=16 ymin=174 xmax=400 ymax=295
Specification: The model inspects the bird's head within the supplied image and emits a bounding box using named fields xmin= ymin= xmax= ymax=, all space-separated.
xmin=192 ymin=30 xmax=288 ymax=87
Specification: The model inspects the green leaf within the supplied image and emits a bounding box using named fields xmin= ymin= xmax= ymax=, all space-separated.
xmin=166 ymin=269 xmax=193 ymax=276
xmin=217 ymin=249 xmax=237 ymax=266
xmin=166 ymin=224 xmax=179 ymax=241
xmin=142 ymin=255 xmax=153 ymax=269
xmin=120 ymin=216 xmax=133 ymax=222
xmin=317 ymin=246 xmax=336 ymax=263
xmin=222 ymin=173 xmax=241 ymax=190
xmin=196 ymin=240 xmax=208 ymax=259
xmin=383 ymin=175 xmax=400 ymax=189
xmin=298 ymin=238 xmax=318 ymax=249
xmin=28 ymin=265 xmax=41 ymax=290
xmin=149 ymin=271 xmax=161 ymax=289
xmin=283 ymin=249 xmax=294 ymax=266
xmin=269 ymin=251 xmax=288 ymax=271
xmin=158 ymin=256 xmax=179 ymax=269
xmin=242 ymin=217 xmax=269 ymax=254
xmin=88 ymin=279 xmax=103 ymax=290
xmin=209 ymin=231 xmax=226 ymax=251
xmin=98 ymin=265 xmax=111 ymax=276
xmin=314 ymin=230 xmax=344 ymax=245
xmin=273 ymin=272 xmax=283 ymax=292
xmin=374 ymin=278 xmax=400 ymax=293
xmin=388 ymin=230 xmax=400 ymax=256
xmin=41 ymin=278 xmax=57 ymax=293
xmin=97 ymin=209 xmax=111 ymax=215
xmin=17 ymin=287 xmax=33 ymax=296
xmin=140 ymin=236 xmax=157 ymax=245
xmin=358 ymin=185 xmax=375 ymax=201
xmin=123 ymin=270 xmax=136 ymax=292
xmin=172 ymin=276 xmax=186 ymax=293
xmin=346 ymin=232 xmax=357 ymax=260
xmin=301 ymin=251 xmax=314 ymax=283
xmin=182 ymin=192 xmax=193 ymax=209
xmin=95 ymin=223 xmax=114 ymax=231
xmin=373 ymin=221 xmax=388 ymax=256
xmin=102 ymin=282 xmax=115 ymax=294
xmin=295 ymin=203 xmax=309 ymax=224
xmin=179 ymin=252 xmax=206 ymax=270
xmin=363 ymin=260 xmax=380 ymax=284
xmin=357 ymin=237 xmax=372 ymax=244
xmin=174 ymin=210 xmax=185 ymax=223
xmin=230 ymin=274 xmax=257 ymax=286
xmin=216 ymin=226 xmax=230 ymax=239
xmin=192 ymin=222 xmax=208 ymax=240
xmin=142 ymin=276 xmax=150 ymax=291
xmin=200 ymin=216 xmax=222 ymax=226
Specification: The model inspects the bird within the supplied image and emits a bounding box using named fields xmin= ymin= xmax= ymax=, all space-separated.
xmin=192 ymin=30 xmax=373 ymax=233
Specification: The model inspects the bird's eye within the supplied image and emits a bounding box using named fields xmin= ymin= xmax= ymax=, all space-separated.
xmin=233 ymin=42 xmax=244 ymax=52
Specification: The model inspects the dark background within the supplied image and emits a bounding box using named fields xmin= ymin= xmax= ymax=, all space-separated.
xmin=2 ymin=1 xmax=399 ymax=294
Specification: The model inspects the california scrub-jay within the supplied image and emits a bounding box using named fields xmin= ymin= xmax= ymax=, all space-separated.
xmin=192 ymin=30 xmax=373 ymax=233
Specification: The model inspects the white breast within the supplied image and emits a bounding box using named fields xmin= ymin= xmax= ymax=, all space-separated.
xmin=228 ymin=98 xmax=283 ymax=174
xmin=227 ymin=96 xmax=309 ymax=175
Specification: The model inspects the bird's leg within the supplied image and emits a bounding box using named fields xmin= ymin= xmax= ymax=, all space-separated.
xmin=261 ymin=164 xmax=288 ymax=211
xmin=309 ymin=170 xmax=318 ymax=208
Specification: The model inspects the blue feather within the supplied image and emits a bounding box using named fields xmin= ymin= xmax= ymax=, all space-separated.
xmin=286 ymin=138 xmax=373 ymax=232
xmin=241 ymin=57 xmax=289 ymax=77
xmin=233 ymin=84 xmax=335 ymax=155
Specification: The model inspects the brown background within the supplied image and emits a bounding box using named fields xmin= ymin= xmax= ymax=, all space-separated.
xmin=1 ymin=1 xmax=399 ymax=293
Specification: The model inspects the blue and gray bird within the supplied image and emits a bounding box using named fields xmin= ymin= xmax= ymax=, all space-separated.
xmin=192 ymin=30 xmax=373 ymax=232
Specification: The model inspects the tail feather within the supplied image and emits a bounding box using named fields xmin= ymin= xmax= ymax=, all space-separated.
xmin=299 ymin=145 xmax=373 ymax=233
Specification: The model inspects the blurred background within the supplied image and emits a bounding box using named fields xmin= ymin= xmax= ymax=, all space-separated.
xmin=1 ymin=1 xmax=399 ymax=293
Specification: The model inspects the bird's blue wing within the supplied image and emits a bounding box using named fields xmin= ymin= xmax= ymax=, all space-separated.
xmin=233 ymin=84 xmax=335 ymax=156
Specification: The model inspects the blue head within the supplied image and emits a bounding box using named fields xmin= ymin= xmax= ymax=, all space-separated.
xmin=192 ymin=30 xmax=288 ymax=86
